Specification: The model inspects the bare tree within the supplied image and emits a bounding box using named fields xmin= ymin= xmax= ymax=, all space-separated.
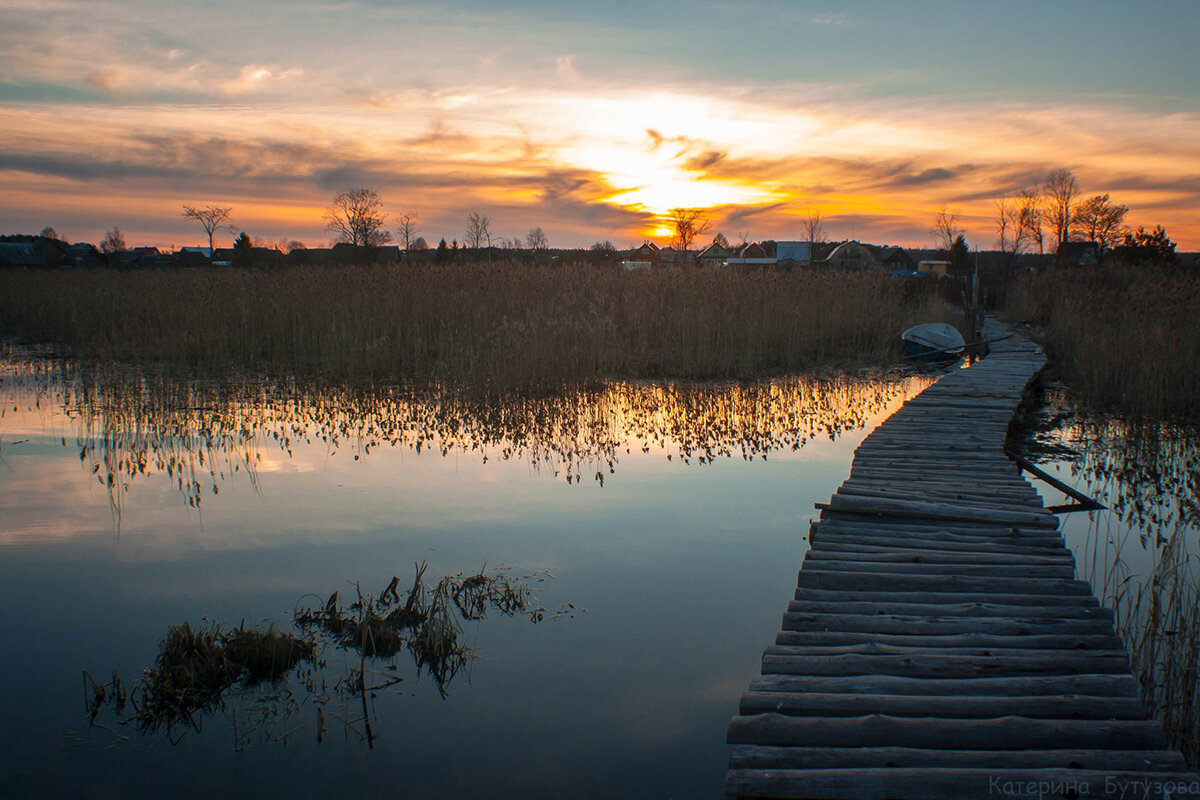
xmin=395 ymin=211 xmax=419 ymax=252
xmin=994 ymin=196 xmax=1028 ymax=264
xmin=1017 ymin=189 xmax=1044 ymax=256
xmin=931 ymin=206 xmax=964 ymax=252
xmin=525 ymin=226 xmax=548 ymax=250
xmin=801 ymin=209 xmax=825 ymax=245
xmin=325 ymin=189 xmax=391 ymax=247
xmin=735 ymin=231 xmax=750 ymax=247
xmin=1072 ymin=193 xmax=1129 ymax=256
xmin=1043 ymin=168 xmax=1078 ymax=254
xmin=99 ymin=226 xmax=126 ymax=254
xmin=667 ymin=208 xmax=711 ymax=254
xmin=712 ymin=232 xmax=730 ymax=248
xmin=182 ymin=205 xmax=234 ymax=252
xmin=464 ymin=212 xmax=491 ymax=249
xmin=39 ymin=226 xmax=63 ymax=241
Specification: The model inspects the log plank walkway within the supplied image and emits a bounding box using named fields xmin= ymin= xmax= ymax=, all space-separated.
xmin=725 ymin=319 xmax=1200 ymax=799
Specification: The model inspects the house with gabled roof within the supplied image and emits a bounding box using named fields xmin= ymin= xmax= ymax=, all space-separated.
xmin=696 ymin=241 xmax=731 ymax=267
xmin=821 ymin=240 xmax=878 ymax=270
xmin=66 ymin=243 xmax=106 ymax=269
xmin=726 ymin=242 xmax=775 ymax=269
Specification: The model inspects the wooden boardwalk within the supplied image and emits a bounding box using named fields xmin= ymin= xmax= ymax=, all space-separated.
xmin=725 ymin=320 xmax=1200 ymax=799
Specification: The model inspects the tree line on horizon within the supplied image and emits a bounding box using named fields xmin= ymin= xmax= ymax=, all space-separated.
xmin=8 ymin=170 xmax=1188 ymax=269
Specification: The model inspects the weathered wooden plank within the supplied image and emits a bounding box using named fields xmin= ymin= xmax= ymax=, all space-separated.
xmin=902 ymin=397 xmax=1019 ymax=410
xmin=802 ymin=547 xmax=1076 ymax=566
xmin=817 ymin=496 xmax=1059 ymax=527
xmin=727 ymin=745 xmax=1188 ymax=772
xmin=737 ymin=690 xmax=1148 ymax=719
xmin=725 ymin=768 xmax=1200 ymax=800
xmin=835 ymin=487 xmax=1047 ymax=514
xmin=747 ymin=673 xmax=1140 ymax=698
xmin=795 ymin=569 xmax=1091 ymax=596
xmin=813 ymin=517 xmax=1064 ymax=538
xmin=727 ymin=713 xmax=1164 ymax=749
xmin=774 ymin=629 xmax=1123 ymax=650
xmin=845 ymin=468 xmax=1025 ymax=484
xmin=800 ymin=559 xmax=1075 ymax=579
xmin=760 ymin=651 xmax=1130 ymax=678
xmin=809 ymin=535 xmax=1071 ymax=557
xmin=812 ymin=520 xmax=1065 ymax=541
xmin=853 ymin=445 xmax=1015 ymax=462
xmin=846 ymin=460 xmax=1021 ymax=475
xmin=792 ymin=588 xmax=1100 ymax=607
xmin=802 ymin=553 xmax=1071 ymax=573
xmin=787 ymin=599 xmax=1113 ymax=619
xmin=839 ymin=479 xmax=1040 ymax=499
xmin=780 ymin=612 xmax=1117 ymax=637
xmin=812 ymin=529 xmax=1068 ymax=551
xmin=838 ymin=477 xmax=1038 ymax=497
xmin=763 ymin=641 xmax=1127 ymax=659
xmin=835 ymin=484 xmax=1041 ymax=503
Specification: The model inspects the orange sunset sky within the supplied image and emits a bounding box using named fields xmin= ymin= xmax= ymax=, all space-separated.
xmin=2 ymin=0 xmax=1198 ymax=251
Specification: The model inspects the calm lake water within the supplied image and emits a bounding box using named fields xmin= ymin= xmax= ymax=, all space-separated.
xmin=0 ymin=361 xmax=930 ymax=799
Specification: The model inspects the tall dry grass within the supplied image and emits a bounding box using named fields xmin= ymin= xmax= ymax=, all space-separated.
xmin=1004 ymin=265 xmax=1200 ymax=420
xmin=0 ymin=262 xmax=948 ymax=391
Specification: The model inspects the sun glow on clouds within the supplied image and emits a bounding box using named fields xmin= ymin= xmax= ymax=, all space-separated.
xmin=2 ymin=66 xmax=1200 ymax=247
xmin=3 ymin=82 xmax=1200 ymax=248
xmin=2 ymin=0 xmax=1200 ymax=248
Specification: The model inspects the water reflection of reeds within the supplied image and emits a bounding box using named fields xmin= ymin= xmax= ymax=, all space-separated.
xmin=1026 ymin=396 xmax=1200 ymax=764
xmin=4 ymin=361 xmax=931 ymax=519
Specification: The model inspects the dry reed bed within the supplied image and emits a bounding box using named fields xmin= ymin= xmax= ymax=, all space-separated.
xmin=0 ymin=262 xmax=947 ymax=391
xmin=1005 ymin=266 xmax=1200 ymax=420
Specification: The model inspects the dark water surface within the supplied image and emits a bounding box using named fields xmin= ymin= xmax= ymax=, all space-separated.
xmin=1022 ymin=391 xmax=1200 ymax=765
xmin=0 ymin=362 xmax=930 ymax=799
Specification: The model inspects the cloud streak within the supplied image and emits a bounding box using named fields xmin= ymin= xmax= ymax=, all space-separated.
xmin=1 ymin=1 xmax=1199 ymax=248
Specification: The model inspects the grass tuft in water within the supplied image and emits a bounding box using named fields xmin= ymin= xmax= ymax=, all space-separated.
xmin=84 ymin=562 xmax=567 ymax=745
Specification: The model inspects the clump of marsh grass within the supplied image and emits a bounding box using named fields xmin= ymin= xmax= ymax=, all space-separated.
xmin=295 ymin=562 xmax=551 ymax=696
xmin=1004 ymin=264 xmax=1200 ymax=420
xmin=0 ymin=262 xmax=952 ymax=392
xmin=85 ymin=563 xmax=571 ymax=747
xmin=84 ymin=621 xmax=314 ymax=742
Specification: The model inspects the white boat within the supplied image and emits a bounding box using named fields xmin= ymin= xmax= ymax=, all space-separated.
xmin=902 ymin=322 xmax=965 ymax=359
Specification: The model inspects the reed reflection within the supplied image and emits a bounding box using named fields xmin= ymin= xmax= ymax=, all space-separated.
xmin=1031 ymin=393 xmax=1200 ymax=541
xmin=1025 ymin=391 xmax=1200 ymax=765
xmin=7 ymin=362 xmax=930 ymax=519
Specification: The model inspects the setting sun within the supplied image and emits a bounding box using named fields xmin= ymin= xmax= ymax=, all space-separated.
xmin=654 ymin=226 xmax=673 ymax=238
